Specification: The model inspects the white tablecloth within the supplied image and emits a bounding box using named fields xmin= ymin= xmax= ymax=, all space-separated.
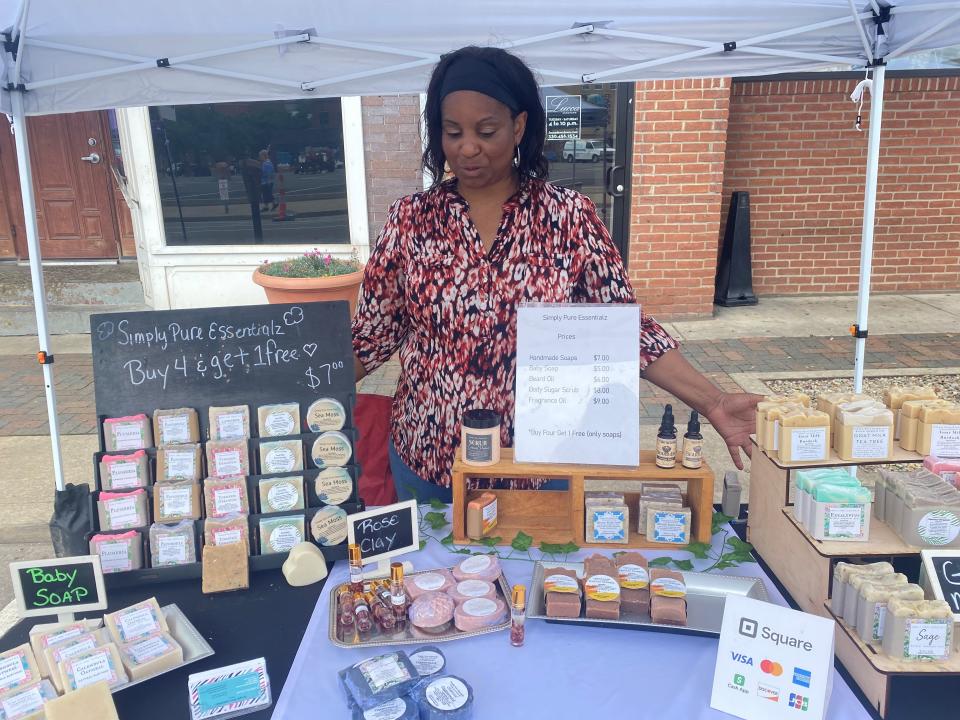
xmin=274 ymin=508 xmax=872 ymax=719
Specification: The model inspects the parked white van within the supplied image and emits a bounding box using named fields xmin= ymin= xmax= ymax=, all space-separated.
xmin=562 ymin=140 xmax=614 ymax=162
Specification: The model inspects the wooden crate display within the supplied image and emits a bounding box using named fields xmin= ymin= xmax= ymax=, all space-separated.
xmin=451 ymin=448 xmax=714 ymax=549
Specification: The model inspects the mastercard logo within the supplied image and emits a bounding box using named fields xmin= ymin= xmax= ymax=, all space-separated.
xmin=761 ymin=659 xmax=784 ymax=676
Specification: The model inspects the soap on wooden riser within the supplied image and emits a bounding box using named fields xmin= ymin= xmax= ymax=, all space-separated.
xmin=44 ymin=680 xmax=120 ymax=720
xmin=202 ymin=542 xmax=250 ymax=594
xmin=152 ymin=408 xmax=200 ymax=446
xmin=99 ymin=450 xmax=149 ymax=491
xmin=104 ymin=598 xmax=169 ymax=646
xmin=153 ymin=480 xmax=201 ymax=523
xmin=149 ymin=520 xmax=197 ymax=567
xmin=58 ymin=643 xmax=127 ymax=691
xmin=208 ymin=405 xmax=250 ymax=441
xmin=156 ymin=444 xmax=202 ymax=483
xmin=117 ymin=632 xmax=184 ymax=681
xmin=257 ymin=402 xmax=300 ymax=437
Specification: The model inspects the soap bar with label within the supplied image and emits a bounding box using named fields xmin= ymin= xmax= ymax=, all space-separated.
xmin=103 ymin=414 xmax=152 ymax=452
xmin=117 ymin=632 xmax=183 ymax=681
xmin=647 ymin=507 xmax=692 ymax=545
xmin=413 ymin=675 xmax=474 ymax=720
xmin=153 ymin=480 xmax=201 ymax=523
xmin=58 ymin=643 xmax=127 ymax=691
xmin=257 ymin=402 xmax=300 ymax=437
xmin=339 ymin=651 xmax=420 ymax=711
xmin=104 ymin=598 xmax=168 ymax=645
xmin=99 ymin=450 xmax=149 ymax=491
xmin=616 ymin=551 xmax=650 ymax=616
xmin=884 ymin=385 xmax=937 ymax=440
xmin=314 ymin=468 xmax=353 ymax=505
xmin=203 ymin=515 xmax=250 ymax=550
xmin=204 ymin=476 xmax=249 ymax=518
xmin=466 ymin=492 xmax=498 ymax=540
xmin=0 ymin=645 xmax=40 ymax=695
xmin=900 ymin=399 xmax=952 ymax=452
xmin=0 ymin=678 xmax=58 ymax=719
xmin=778 ymin=409 xmax=831 ymax=463
xmin=306 ymin=397 xmax=347 ymax=432
xmin=258 ymin=476 xmax=305 ymax=513
xmin=208 ymin=405 xmax=250 ymax=441
xmin=28 ymin=621 xmax=100 ymax=678
xmin=586 ymin=503 xmax=629 ymax=544
xmin=156 ymin=443 xmax=202 ymax=483
xmin=89 ymin=531 xmax=143 ymax=574
xmin=149 ymin=520 xmax=197 ymax=567
xmin=917 ymin=404 xmax=960 ymax=458
xmin=44 ymin=680 xmax=120 ymax=720
xmin=259 ymin=514 xmax=305 ymax=554
xmin=152 ymin=408 xmax=199 ymax=446
xmin=543 ymin=567 xmax=581 ymax=618
xmin=44 ymin=629 xmax=109 ymax=693
xmin=259 ymin=439 xmax=304 ymax=474
xmin=205 ymin=439 xmax=249 ymax=478
xmin=310 ymin=431 xmax=352 ymax=468
xmin=761 ymin=403 xmax=804 ymax=455
xmin=836 ymin=405 xmax=894 ymax=461
xmin=881 ymin=598 xmax=954 ymax=661
xmin=97 ymin=489 xmax=149 ymax=531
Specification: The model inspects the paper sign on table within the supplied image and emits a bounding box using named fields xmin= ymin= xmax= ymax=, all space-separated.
xmin=711 ymin=595 xmax=834 ymax=720
xmin=515 ymin=303 xmax=640 ymax=466
xmin=188 ymin=657 xmax=271 ymax=719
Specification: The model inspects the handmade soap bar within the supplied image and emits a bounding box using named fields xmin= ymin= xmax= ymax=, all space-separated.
xmin=310 ymin=506 xmax=347 ymax=546
xmin=899 ymin=399 xmax=950 ymax=452
xmin=843 ymin=572 xmax=904 ymax=627
xmin=831 ymin=561 xmax=894 ymax=613
xmin=105 ymin=598 xmax=168 ymax=645
xmin=28 ymin=621 xmax=96 ymax=678
xmin=0 ymin=679 xmax=58 ymax=719
xmin=43 ymin=680 xmax=120 ymax=720
xmin=306 ymin=397 xmax=347 ymax=432
xmin=408 ymin=647 xmax=447 ymax=678
xmin=409 ymin=592 xmax=456 ymax=633
xmin=149 ymin=520 xmax=197 ymax=567
xmin=58 ymin=643 xmax=127 ymax=691
xmin=97 ymin=489 xmax=148 ymax=530
xmin=259 ymin=514 xmax=305 ymax=554
xmin=899 ymin=496 xmax=960 ymax=548
xmin=452 ymin=554 xmax=501 ymax=583
xmin=99 ymin=450 xmax=149 ymax=491
xmin=103 ymin=414 xmax=152 ymax=452
xmin=794 ymin=468 xmax=857 ymax=527
xmin=583 ymin=554 xmax=620 ymax=620
xmin=647 ymin=507 xmax=692 ymax=545
xmin=339 ymin=651 xmax=420 ymax=711
xmin=412 ymin=675 xmax=474 ymax=720
xmin=203 ymin=514 xmax=250 ymax=549
xmin=257 ymin=402 xmax=300 ymax=437
xmin=637 ymin=495 xmax=682 ymax=534
xmin=404 ymin=570 xmax=456 ymax=600
xmin=314 ymin=468 xmax=353 ymax=505
xmin=466 ymin=492 xmax=498 ymax=540
xmin=45 ymin=630 xmax=109 ymax=693
xmin=836 ymin=405 xmax=894 ymax=461
xmin=0 ymin=645 xmax=40 ymax=694
xmin=446 ymin=579 xmax=497 ymax=605
xmin=586 ymin=503 xmax=629 ymax=544
xmin=810 ymin=485 xmax=872 ymax=542
xmin=117 ymin=632 xmax=183 ymax=681
xmin=152 ymin=408 xmax=199 ymax=446
xmin=258 ymin=476 xmax=304 ymax=513
xmin=280 ymin=542 xmax=326 ymax=587
xmin=203 ymin=541 xmax=251 ymax=594
xmin=917 ymin=403 xmax=960 ymax=457
xmin=924 ymin=456 xmax=960 ymax=487
xmin=156 ymin=443 xmax=202 ymax=483
xmin=205 ymin=439 xmax=249 ymax=479
xmin=203 ymin=476 xmax=249 ymax=518
xmin=89 ymin=531 xmax=143 ymax=574
xmin=778 ymin=409 xmax=831 ymax=463
xmin=650 ymin=568 xmax=687 ymax=625
xmin=756 ymin=395 xmax=807 ymax=450
xmin=855 ymin=582 xmax=922 ymax=645
xmin=885 ymin=385 xmax=937 ymax=439
xmin=881 ymin=598 xmax=954 ymax=661
xmin=153 ymin=480 xmax=201 ymax=523
xmin=543 ymin=567 xmax=581 ymax=618
xmin=259 ymin=439 xmax=304 ymax=474
xmin=453 ymin=597 xmax=507 ymax=632
xmin=760 ymin=403 xmax=803 ymax=454
xmin=616 ymin=552 xmax=650 ymax=616
xmin=208 ymin=405 xmax=250 ymax=441
xmin=311 ymin=431 xmax=352 ymax=468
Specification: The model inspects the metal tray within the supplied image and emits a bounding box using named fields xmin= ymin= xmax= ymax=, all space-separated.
xmin=528 ymin=561 xmax=769 ymax=638
xmin=113 ymin=603 xmax=215 ymax=692
xmin=328 ymin=566 xmax=511 ymax=648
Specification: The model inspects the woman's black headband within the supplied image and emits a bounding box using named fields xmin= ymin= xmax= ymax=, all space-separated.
xmin=438 ymin=55 xmax=519 ymax=112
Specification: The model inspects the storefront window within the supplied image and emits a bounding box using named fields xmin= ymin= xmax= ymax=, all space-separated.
xmin=149 ymin=99 xmax=349 ymax=245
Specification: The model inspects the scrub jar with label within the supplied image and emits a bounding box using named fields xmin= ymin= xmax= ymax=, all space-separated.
xmin=461 ymin=410 xmax=501 ymax=467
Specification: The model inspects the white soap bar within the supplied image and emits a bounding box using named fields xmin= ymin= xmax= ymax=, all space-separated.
xmin=44 ymin=679 xmax=120 ymax=720
xmin=257 ymin=402 xmax=300 ymax=437
xmin=58 ymin=643 xmax=127 ymax=691
xmin=104 ymin=597 xmax=168 ymax=645
xmin=117 ymin=632 xmax=183 ymax=681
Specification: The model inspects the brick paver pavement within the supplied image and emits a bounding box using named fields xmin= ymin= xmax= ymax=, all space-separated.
xmin=1 ymin=333 xmax=957 ymax=436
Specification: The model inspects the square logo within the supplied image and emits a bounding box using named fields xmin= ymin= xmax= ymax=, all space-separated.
xmin=788 ymin=693 xmax=809 ymax=712
xmin=793 ymin=667 xmax=812 ymax=688
xmin=734 ymin=674 xmax=745 ymax=687
xmin=739 ymin=617 xmax=758 ymax=639
xmin=756 ymin=682 xmax=781 ymax=702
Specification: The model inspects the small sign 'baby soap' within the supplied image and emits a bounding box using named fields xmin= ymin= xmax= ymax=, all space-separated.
xmin=9 ymin=556 xmax=107 ymax=619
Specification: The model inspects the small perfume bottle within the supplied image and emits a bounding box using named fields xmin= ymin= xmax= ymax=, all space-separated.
xmin=390 ymin=562 xmax=408 ymax=628
xmin=337 ymin=587 xmax=355 ymax=629
xmin=353 ymin=591 xmax=373 ymax=634
xmin=348 ymin=543 xmax=363 ymax=592
xmin=510 ymin=584 xmax=526 ymax=647
xmin=366 ymin=590 xmax=396 ymax=632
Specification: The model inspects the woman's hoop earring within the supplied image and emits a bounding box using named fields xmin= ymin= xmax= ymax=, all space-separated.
xmin=513 ymin=145 xmax=521 ymax=168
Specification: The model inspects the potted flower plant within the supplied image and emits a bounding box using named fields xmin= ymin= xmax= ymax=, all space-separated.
xmin=252 ymin=249 xmax=364 ymax=315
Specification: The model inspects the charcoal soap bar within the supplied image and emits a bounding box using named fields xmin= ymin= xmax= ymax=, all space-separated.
xmin=339 ymin=651 xmax=420 ymax=711
xmin=413 ymin=675 xmax=475 ymax=720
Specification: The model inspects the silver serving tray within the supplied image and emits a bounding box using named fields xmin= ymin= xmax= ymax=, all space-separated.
xmin=329 ymin=566 xmax=511 ymax=648
xmin=113 ymin=603 xmax=214 ymax=692
xmin=528 ymin=561 xmax=769 ymax=638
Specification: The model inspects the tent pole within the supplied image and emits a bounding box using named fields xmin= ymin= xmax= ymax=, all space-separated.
xmin=9 ymin=91 xmax=66 ymax=491
xmin=853 ymin=62 xmax=886 ymax=394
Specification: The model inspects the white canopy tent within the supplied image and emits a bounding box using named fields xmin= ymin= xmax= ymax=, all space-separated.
xmin=3 ymin=0 xmax=960 ymax=489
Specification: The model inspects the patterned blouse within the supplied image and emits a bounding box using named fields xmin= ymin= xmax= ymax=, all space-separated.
xmin=352 ymin=177 xmax=678 ymax=489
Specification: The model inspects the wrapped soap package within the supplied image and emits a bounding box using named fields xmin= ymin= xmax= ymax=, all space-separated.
xmin=413 ymin=675 xmax=475 ymax=720
xmin=585 ymin=497 xmax=628 ymax=544
xmin=104 ymin=597 xmax=169 ymax=645
xmin=117 ymin=632 xmax=183 ymax=681
xmin=205 ymin=439 xmax=249 ymax=479
xmin=0 ymin=678 xmax=58 ymax=718
xmin=350 ymin=696 xmax=420 ymax=720
xmin=204 ymin=514 xmax=250 ymax=549
xmin=259 ymin=439 xmax=304 ymax=474
xmin=58 ymin=643 xmax=128 ymax=691
xmin=44 ymin=629 xmax=110 ymax=693
xmin=152 ymin=407 xmax=200 ymax=446
xmin=156 ymin=443 xmax=202 ymax=483
xmin=257 ymin=402 xmax=300 ymax=437
xmin=208 ymin=405 xmax=250 ymax=441
xmin=543 ymin=567 xmax=582 ymax=618
xmin=149 ymin=520 xmax=197 ymax=567
xmin=97 ymin=489 xmax=149 ymax=531
xmin=203 ymin=476 xmax=249 ymax=518
xmin=103 ymin=414 xmax=152 ymax=452
xmin=259 ymin=514 xmax=305 ymax=555
xmin=339 ymin=651 xmax=420 ymax=710
xmin=0 ymin=644 xmax=41 ymax=694
xmin=90 ymin=531 xmax=144 ymax=574
xmin=99 ymin=450 xmax=150 ymax=490
xmin=28 ymin=621 xmax=96 ymax=678
xmin=259 ymin=475 xmax=305 ymax=513
xmin=153 ymin=480 xmax=201 ymax=523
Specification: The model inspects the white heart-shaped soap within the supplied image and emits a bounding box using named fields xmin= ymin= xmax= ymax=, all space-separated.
xmin=282 ymin=542 xmax=329 ymax=587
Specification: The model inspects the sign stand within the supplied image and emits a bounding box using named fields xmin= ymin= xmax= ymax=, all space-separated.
xmin=346 ymin=500 xmax=419 ymax=577
xmin=9 ymin=555 xmax=108 ymax=620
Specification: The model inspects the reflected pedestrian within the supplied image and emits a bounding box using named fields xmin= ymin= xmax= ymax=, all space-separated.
xmin=259 ymin=150 xmax=277 ymax=212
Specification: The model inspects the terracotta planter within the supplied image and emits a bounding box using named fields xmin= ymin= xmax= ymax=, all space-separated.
xmin=252 ymin=268 xmax=364 ymax=316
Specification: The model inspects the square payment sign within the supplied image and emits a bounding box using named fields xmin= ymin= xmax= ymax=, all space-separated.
xmin=711 ymin=596 xmax=835 ymax=720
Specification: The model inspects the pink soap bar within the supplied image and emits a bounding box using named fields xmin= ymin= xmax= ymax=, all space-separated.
xmin=924 ymin=456 xmax=960 ymax=487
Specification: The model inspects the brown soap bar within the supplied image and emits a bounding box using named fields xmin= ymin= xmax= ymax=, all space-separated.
xmin=204 ymin=515 xmax=250 ymax=550
xmin=149 ymin=521 xmax=196 ymax=567
xmin=208 ymin=405 xmax=250 ymax=441
xmin=650 ymin=595 xmax=687 ymax=625
xmin=204 ymin=477 xmax=250 ymax=518
xmin=205 ymin=440 xmax=249 ymax=478
xmin=152 ymin=408 xmax=200 ymax=446
xmin=99 ymin=451 xmax=150 ymax=491
xmin=103 ymin=414 xmax=152 ymax=452
xmin=543 ymin=567 xmax=582 ymax=618
xmin=583 ymin=554 xmax=620 ymax=620
xmin=156 ymin=444 xmax=202 ymax=483
xmin=153 ymin=481 xmax=201 ymax=523
xmin=616 ymin=552 xmax=650 ymax=616
xmin=202 ymin=542 xmax=250 ymax=594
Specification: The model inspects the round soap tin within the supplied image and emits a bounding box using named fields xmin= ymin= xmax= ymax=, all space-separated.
xmin=314 ymin=467 xmax=353 ymax=505
xmin=311 ymin=431 xmax=352 ymax=468
xmin=311 ymin=505 xmax=348 ymax=546
xmin=306 ymin=398 xmax=347 ymax=432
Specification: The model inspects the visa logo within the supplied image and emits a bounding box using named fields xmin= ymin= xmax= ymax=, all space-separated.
xmin=731 ymin=652 xmax=754 ymax=666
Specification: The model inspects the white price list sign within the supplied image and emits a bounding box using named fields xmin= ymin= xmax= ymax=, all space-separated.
xmin=515 ymin=303 xmax=640 ymax=466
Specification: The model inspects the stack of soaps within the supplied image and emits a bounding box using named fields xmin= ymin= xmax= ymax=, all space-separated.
xmin=899 ymin=399 xmax=952 ymax=453
xmin=584 ymin=492 xmax=629 ymax=545
xmin=833 ymin=400 xmax=894 ymax=462
xmin=755 ymin=393 xmax=810 ymax=455
xmin=793 ymin=468 xmax=872 ymax=541
xmin=881 ymin=597 xmax=954 ymax=662
xmin=883 ymin=385 xmax=937 ymax=440
xmin=878 ymin=469 xmax=960 ymax=547
xmin=777 ymin=408 xmax=832 ymax=464
xmin=924 ymin=455 xmax=960 ymax=489
xmin=917 ymin=403 xmax=960 ymax=457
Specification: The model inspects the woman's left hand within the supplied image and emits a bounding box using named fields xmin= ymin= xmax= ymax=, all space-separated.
xmin=704 ymin=392 xmax=764 ymax=470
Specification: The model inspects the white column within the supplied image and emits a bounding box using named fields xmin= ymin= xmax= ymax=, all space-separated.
xmin=341 ymin=96 xmax=370 ymax=261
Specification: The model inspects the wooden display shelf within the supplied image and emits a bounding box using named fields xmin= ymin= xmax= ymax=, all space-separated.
xmin=751 ymin=434 xmax=924 ymax=470
xmin=783 ymin=510 xmax=921 ymax=558
xmin=451 ymin=448 xmax=714 ymax=549
xmin=825 ymin=602 xmax=960 ymax=719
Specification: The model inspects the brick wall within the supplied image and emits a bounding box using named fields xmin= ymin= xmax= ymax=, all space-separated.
xmin=628 ymin=78 xmax=731 ymax=319
xmin=723 ymin=75 xmax=960 ymax=295
xmin=362 ymin=95 xmax=424 ymax=242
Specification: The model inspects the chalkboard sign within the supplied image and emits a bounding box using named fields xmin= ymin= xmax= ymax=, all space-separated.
xmin=545 ymin=95 xmax=581 ymax=141
xmin=921 ymin=550 xmax=960 ymax=620
xmin=347 ymin=500 xmax=419 ymax=569
xmin=10 ymin=556 xmax=107 ymax=618
xmin=90 ymin=301 xmax=354 ymax=435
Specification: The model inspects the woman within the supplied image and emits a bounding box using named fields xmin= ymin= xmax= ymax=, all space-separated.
xmin=353 ymin=46 xmax=760 ymax=503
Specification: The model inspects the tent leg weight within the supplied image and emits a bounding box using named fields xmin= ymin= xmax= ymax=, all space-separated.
xmin=714 ymin=191 xmax=758 ymax=308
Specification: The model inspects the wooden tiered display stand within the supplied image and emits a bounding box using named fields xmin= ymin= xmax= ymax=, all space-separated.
xmin=451 ymin=448 xmax=714 ymax=549
xmin=747 ymin=437 xmax=960 ymax=719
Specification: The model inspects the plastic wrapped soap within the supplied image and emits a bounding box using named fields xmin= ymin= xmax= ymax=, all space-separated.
xmin=408 ymin=646 xmax=447 ymax=678
xmin=103 ymin=414 xmax=152 ymax=452
xmin=310 ymin=505 xmax=348 ymax=546
xmin=0 ymin=644 xmax=41 ymax=695
xmin=98 ymin=489 xmax=149 ymax=530
xmin=157 ymin=443 xmax=202 ymax=483
xmin=117 ymin=632 xmax=183 ymax=681
xmin=153 ymin=480 xmax=201 ymax=523
xmin=311 ymin=431 xmax=352 ymax=468
xmin=90 ymin=531 xmax=143 ymax=574
xmin=149 ymin=521 xmax=196 ymax=567
xmin=339 ymin=651 xmax=420 ymax=711
xmin=257 ymin=402 xmax=300 ymax=437
xmin=28 ymin=621 xmax=91 ymax=678
xmin=205 ymin=439 xmax=249 ymax=478
xmin=259 ymin=515 xmax=305 ymax=554
xmin=259 ymin=476 xmax=305 ymax=513
xmin=0 ymin=678 xmax=58 ymax=719
xmin=260 ymin=439 xmax=304 ymax=474
xmin=208 ymin=405 xmax=250 ymax=441
xmin=204 ymin=515 xmax=250 ymax=549
xmin=105 ymin=597 xmax=169 ymax=645
xmin=314 ymin=467 xmax=353 ymax=505
xmin=306 ymin=397 xmax=347 ymax=432
xmin=351 ymin=695 xmax=419 ymax=720
xmin=412 ymin=675 xmax=475 ymax=720
xmin=204 ymin=476 xmax=249 ymax=518
xmin=152 ymin=407 xmax=199 ymax=446
xmin=408 ymin=592 xmax=456 ymax=634
xmin=99 ymin=450 xmax=149 ymax=490
xmin=58 ymin=643 xmax=128 ymax=691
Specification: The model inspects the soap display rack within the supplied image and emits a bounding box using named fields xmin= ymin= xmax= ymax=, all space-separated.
xmin=451 ymin=448 xmax=714 ymax=549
